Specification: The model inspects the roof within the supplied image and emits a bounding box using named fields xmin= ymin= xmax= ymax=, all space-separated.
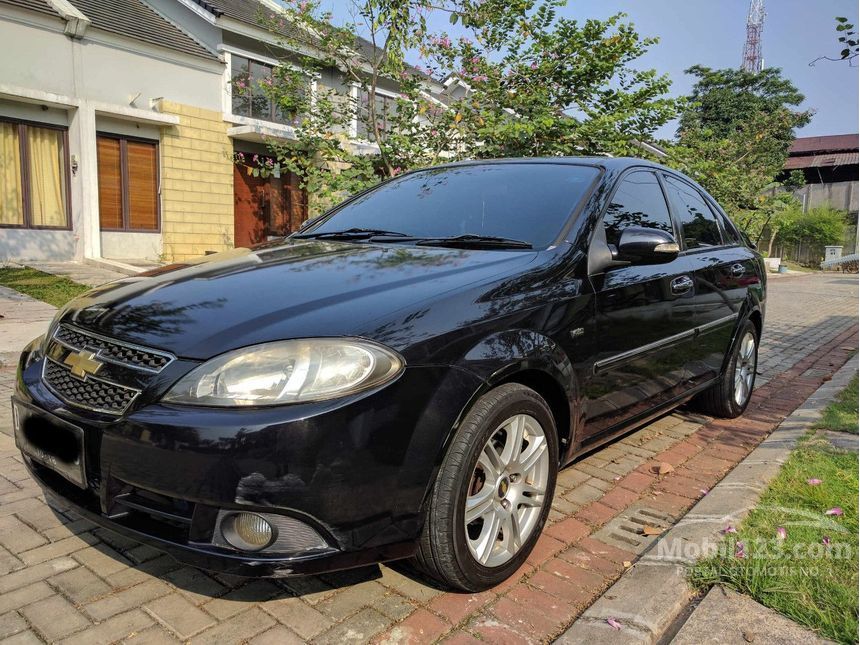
xmin=70 ymin=0 xmax=216 ymax=59
xmin=0 ymin=0 xmax=57 ymax=16
xmin=188 ymin=0 xmax=302 ymax=39
xmin=789 ymin=134 xmax=858 ymax=155
xmin=784 ymin=152 xmax=859 ymax=170
xmin=188 ymin=0 xmax=431 ymax=79
xmin=0 ymin=0 xmax=217 ymax=60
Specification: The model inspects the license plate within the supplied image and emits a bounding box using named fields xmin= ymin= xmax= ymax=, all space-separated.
xmin=12 ymin=399 xmax=87 ymax=489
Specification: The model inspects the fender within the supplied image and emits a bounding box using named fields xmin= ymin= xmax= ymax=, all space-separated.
xmin=454 ymin=328 xmax=580 ymax=457
xmin=720 ymin=287 xmax=766 ymax=376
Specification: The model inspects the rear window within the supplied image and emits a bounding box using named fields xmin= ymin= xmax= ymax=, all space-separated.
xmin=663 ymin=176 xmax=724 ymax=249
xmin=310 ymin=164 xmax=600 ymax=249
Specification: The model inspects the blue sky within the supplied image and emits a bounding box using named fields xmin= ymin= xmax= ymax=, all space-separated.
xmin=322 ymin=0 xmax=859 ymax=140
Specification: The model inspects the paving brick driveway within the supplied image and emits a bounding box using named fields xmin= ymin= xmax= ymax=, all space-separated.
xmin=0 ymin=273 xmax=856 ymax=644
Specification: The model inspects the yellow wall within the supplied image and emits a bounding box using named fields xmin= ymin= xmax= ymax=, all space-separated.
xmin=158 ymin=101 xmax=234 ymax=261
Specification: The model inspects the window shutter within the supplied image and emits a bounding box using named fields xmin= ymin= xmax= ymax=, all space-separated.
xmin=127 ymin=141 xmax=158 ymax=231
xmin=97 ymin=136 xmax=123 ymax=229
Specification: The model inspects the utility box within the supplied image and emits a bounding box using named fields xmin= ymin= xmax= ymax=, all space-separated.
xmin=824 ymin=246 xmax=844 ymax=261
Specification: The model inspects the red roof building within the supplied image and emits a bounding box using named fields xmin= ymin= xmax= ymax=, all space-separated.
xmin=779 ymin=134 xmax=858 ymax=217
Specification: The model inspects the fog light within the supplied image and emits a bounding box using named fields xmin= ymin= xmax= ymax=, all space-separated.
xmin=221 ymin=512 xmax=274 ymax=551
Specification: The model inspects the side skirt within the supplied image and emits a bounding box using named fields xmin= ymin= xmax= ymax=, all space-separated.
xmin=562 ymin=377 xmax=720 ymax=467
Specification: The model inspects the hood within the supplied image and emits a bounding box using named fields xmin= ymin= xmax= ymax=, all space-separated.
xmin=61 ymin=240 xmax=538 ymax=359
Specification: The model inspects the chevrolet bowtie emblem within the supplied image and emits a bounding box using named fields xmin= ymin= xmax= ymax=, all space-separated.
xmin=64 ymin=350 xmax=103 ymax=379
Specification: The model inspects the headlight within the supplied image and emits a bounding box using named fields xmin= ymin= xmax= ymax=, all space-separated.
xmin=162 ymin=338 xmax=403 ymax=407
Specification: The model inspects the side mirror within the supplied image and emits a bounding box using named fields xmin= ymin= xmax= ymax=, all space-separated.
xmin=616 ymin=227 xmax=679 ymax=264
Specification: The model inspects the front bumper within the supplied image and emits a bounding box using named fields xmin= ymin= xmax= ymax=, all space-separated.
xmin=14 ymin=341 xmax=483 ymax=576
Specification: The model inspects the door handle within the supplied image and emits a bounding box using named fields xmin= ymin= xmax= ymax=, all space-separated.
xmin=731 ymin=263 xmax=745 ymax=277
xmin=671 ymin=275 xmax=694 ymax=295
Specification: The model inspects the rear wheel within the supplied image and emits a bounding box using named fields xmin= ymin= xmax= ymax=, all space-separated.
xmin=413 ymin=383 xmax=558 ymax=591
xmin=693 ymin=318 xmax=758 ymax=418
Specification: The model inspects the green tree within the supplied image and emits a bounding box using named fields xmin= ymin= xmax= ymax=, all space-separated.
xmin=250 ymin=0 xmax=681 ymax=214
xmin=423 ymin=5 xmax=682 ymax=158
xmin=667 ymin=66 xmax=810 ymax=233
xmin=778 ymin=206 xmax=847 ymax=250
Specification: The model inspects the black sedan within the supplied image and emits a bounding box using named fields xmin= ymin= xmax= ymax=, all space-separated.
xmin=13 ymin=158 xmax=765 ymax=591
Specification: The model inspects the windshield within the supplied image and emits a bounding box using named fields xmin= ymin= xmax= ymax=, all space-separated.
xmin=305 ymin=163 xmax=600 ymax=249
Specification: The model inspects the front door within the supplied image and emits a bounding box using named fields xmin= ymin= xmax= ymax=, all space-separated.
xmin=233 ymin=161 xmax=307 ymax=248
xmin=584 ymin=170 xmax=697 ymax=437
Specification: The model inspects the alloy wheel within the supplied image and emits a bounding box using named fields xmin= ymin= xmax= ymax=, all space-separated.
xmin=464 ymin=414 xmax=550 ymax=567
xmin=733 ymin=331 xmax=757 ymax=406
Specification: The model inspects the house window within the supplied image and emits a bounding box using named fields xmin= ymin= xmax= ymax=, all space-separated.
xmin=97 ymin=134 xmax=159 ymax=231
xmin=230 ymin=54 xmax=302 ymax=126
xmin=357 ymin=89 xmax=397 ymax=139
xmin=0 ymin=118 xmax=70 ymax=229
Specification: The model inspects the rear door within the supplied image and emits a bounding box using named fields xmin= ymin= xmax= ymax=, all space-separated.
xmin=661 ymin=175 xmax=748 ymax=387
xmin=584 ymin=170 xmax=697 ymax=437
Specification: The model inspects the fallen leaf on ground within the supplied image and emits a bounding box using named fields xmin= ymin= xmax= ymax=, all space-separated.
xmin=742 ymin=630 xmax=756 ymax=642
xmin=653 ymin=462 xmax=674 ymax=475
xmin=642 ymin=525 xmax=662 ymax=536
xmin=622 ymin=560 xmax=632 ymax=568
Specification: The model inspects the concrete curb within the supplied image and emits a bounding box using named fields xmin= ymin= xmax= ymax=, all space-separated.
xmin=556 ymin=356 xmax=858 ymax=644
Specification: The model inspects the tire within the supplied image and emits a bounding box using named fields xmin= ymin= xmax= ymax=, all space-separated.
xmin=413 ymin=383 xmax=559 ymax=592
xmin=693 ymin=318 xmax=759 ymax=418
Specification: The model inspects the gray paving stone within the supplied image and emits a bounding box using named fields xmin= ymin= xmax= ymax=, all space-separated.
xmin=20 ymin=594 xmax=90 ymax=642
xmin=671 ymin=586 xmax=834 ymax=645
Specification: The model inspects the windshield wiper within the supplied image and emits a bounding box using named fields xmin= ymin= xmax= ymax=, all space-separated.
xmin=415 ymin=234 xmax=533 ymax=249
xmin=294 ymin=227 xmax=410 ymax=240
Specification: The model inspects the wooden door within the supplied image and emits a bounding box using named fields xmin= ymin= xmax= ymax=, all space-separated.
xmin=233 ymin=164 xmax=307 ymax=248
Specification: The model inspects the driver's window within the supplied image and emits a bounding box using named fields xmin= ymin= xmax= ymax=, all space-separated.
xmin=603 ymin=171 xmax=674 ymax=249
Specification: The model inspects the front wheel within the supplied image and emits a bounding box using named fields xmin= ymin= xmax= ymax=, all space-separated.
xmin=693 ymin=318 xmax=759 ymax=418
xmin=413 ymin=383 xmax=558 ymax=591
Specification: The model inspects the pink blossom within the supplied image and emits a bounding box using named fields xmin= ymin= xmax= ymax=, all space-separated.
xmin=734 ymin=541 xmax=746 ymax=559
xmin=472 ymin=74 xmax=488 ymax=82
xmin=824 ymin=507 xmax=844 ymax=516
xmin=807 ymin=478 xmax=823 ymax=485
xmin=606 ymin=618 xmax=622 ymax=630
xmin=530 ymin=61 xmax=538 ymax=70
xmin=699 ymin=489 xmax=709 ymax=496
xmin=776 ymin=527 xmax=786 ymax=541
xmin=822 ymin=536 xmax=831 ymax=547
xmin=392 ymin=167 xmax=402 ymax=176
xmin=721 ymin=526 xmax=737 ymax=535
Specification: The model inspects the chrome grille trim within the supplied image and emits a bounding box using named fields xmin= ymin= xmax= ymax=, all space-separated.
xmin=53 ymin=324 xmax=175 ymax=373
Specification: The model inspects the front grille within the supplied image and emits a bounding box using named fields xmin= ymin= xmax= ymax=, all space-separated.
xmin=43 ymin=359 xmax=139 ymax=414
xmin=55 ymin=325 xmax=172 ymax=371
xmin=41 ymin=325 xmax=175 ymax=416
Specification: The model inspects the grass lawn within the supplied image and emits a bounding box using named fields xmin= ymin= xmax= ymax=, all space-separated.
xmin=0 ymin=267 xmax=89 ymax=308
xmin=814 ymin=375 xmax=859 ymax=434
xmin=690 ymin=378 xmax=859 ymax=644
